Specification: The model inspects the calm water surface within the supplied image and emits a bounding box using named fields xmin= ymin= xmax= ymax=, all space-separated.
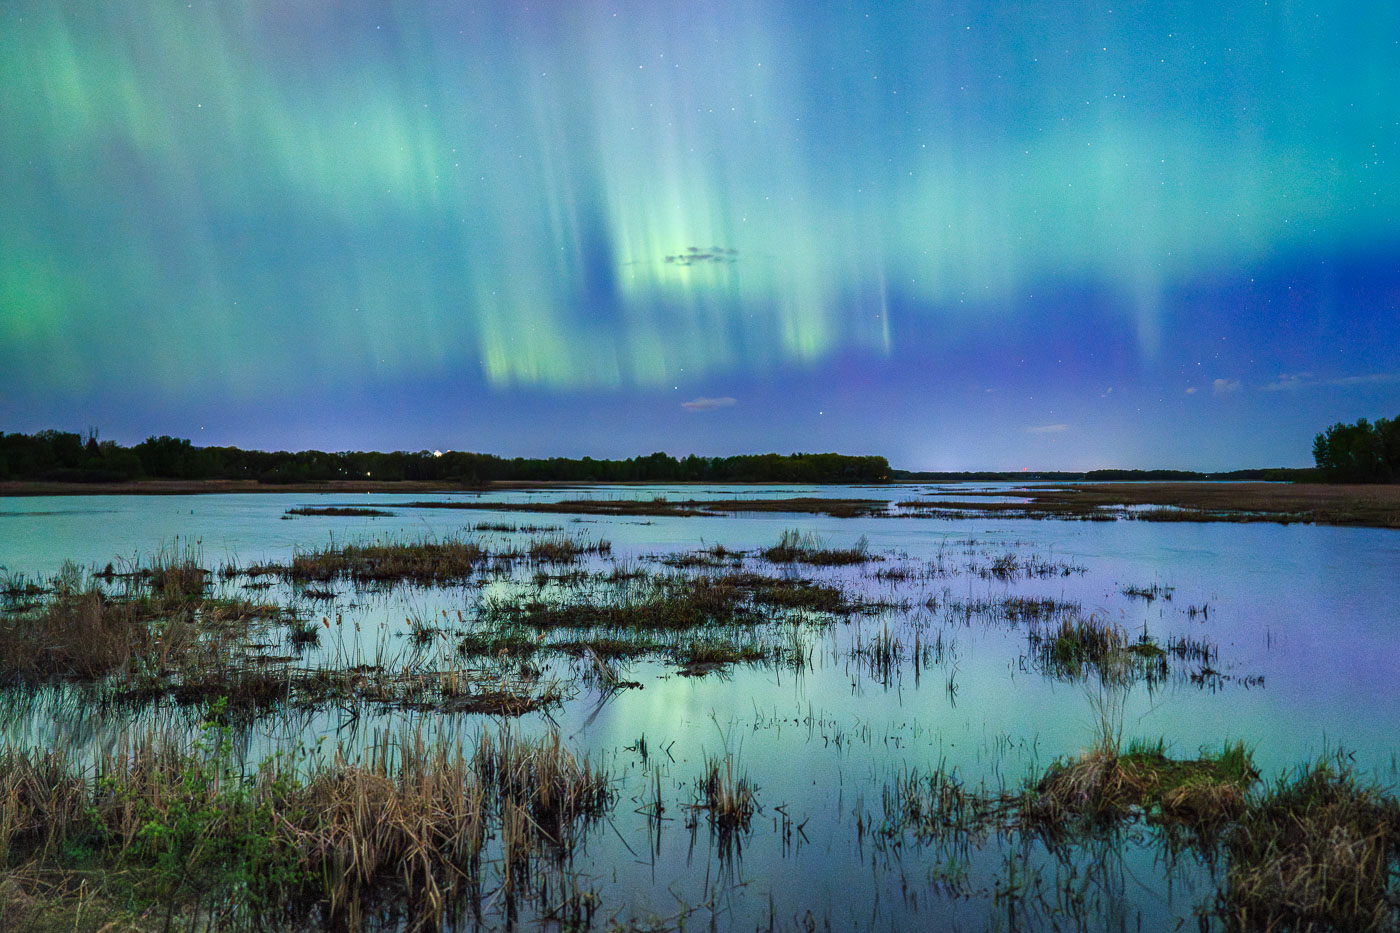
xmin=1 ymin=485 xmax=1396 ymax=930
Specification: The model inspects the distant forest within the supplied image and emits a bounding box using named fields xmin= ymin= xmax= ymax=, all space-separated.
xmin=0 ymin=431 xmax=891 ymax=485
xmin=1313 ymin=415 xmax=1400 ymax=483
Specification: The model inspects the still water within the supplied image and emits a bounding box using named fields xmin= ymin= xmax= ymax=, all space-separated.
xmin=1 ymin=485 xmax=1397 ymax=930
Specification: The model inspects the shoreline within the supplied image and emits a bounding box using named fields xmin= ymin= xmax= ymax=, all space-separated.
xmin=0 ymin=478 xmax=852 ymax=497
xmin=1 ymin=478 xmax=1397 ymax=527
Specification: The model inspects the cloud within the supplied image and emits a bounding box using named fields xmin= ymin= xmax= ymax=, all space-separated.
xmin=1212 ymin=378 xmax=1241 ymax=395
xmin=1262 ymin=371 xmax=1400 ymax=392
xmin=1184 ymin=386 xmax=1198 ymax=395
xmin=1026 ymin=423 xmax=1069 ymax=434
xmin=1260 ymin=372 xmax=1314 ymax=392
xmin=681 ymin=396 xmax=737 ymax=412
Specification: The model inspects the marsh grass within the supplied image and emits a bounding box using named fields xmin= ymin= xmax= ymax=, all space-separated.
xmin=1031 ymin=741 xmax=1258 ymax=831
xmin=283 ymin=507 xmax=394 ymax=517
xmin=1122 ymin=582 xmax=1174 ymax=602
xmin=525 ymin=533 xmax=612 ymax=564
xmin=1027 ymin=614 xmax=1196 ymax=685
xmin=470 ymin=570 xmax=856 ymax=673
xmin=881 ymin=742 xmax=1400 ymax=932
xmin=1220 ymin=755 xmax=1400 ymax=932
xmin=469 ymin=522 xmax=562 ymax=534
xmin=851 ymin=624 xmax=904 ymax=681
xmin=882 ymin=767 xmax=1018 ymax=843
xmin=691 ymin=754 xmax=758 ymax=836
xmin=969 ymin=551 xmax=1086 ymax=581
xmin=762 ymin=529 xmax=877 ymax=565
xmin=0 ymin=570 xmax=279 ymax=689
xmin=250 ymin=534 xmax=493 ymax=585
xmin=0 ymin=723 xmax=612 ymax=930
xmin=657 ymin=544 xmax=744 ymax=570
xmin=906 ymin=483 xmax=1400 ymax=529
xmin=0 ymin=572 xmax=48 ymax=609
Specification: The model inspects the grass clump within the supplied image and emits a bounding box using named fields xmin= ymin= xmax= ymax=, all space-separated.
xmin=0 ymin=577 xmax=274 ymax=688
xmin=762 ymin=529 xmax=877 ymax=565
xmin=267 ymin=534 xmax=492 ymax=585
xmin=482 ymin=574 xmax=760 ymax=632
xmin=1028 ymin=614 xmax=1172 ymax=683
xmin=525 ymin=533 xmax=611 ymax=563
xmin=691 ymin=754 xmax=758 ymax=834
xmin=1031 ymin=740 xmax=1258 ymax=830
xmin=283 ymin=506 xmax=394 ymax=517
xmin=1219 ymin=755 xmax=1400 ymax=932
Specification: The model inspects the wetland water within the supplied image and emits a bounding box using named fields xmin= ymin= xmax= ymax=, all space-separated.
xmin=2 ymin=484 xmax=1398 ymax=930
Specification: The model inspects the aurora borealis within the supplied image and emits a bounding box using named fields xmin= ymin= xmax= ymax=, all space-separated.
xmin=2 ymin=1 xmax=1398 ymax=469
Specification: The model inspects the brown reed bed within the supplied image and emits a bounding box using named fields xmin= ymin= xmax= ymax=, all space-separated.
xmin=1026 ymin=613 xmax=1213 ymax=684
xmin=761 ymin=529 xmax=878 ymax=565
xmin=0 ymin=576 xmax=280 ymax=689
xmin=1030 ymin=740 xmax=1257 ymax=831
xmin=884 ymin=741 xmax=1399 ymax=929
xmin=239 ymin=532 xmax=611 ymax=586
xmin=477 ymin=572 xmax=862 ymax=635
xmin=283 ymin=506 xmax=395 ymax=517
xmin=909 ymin=482 xmax=1400 ymax=528
xmin=0 ymin=724 xmax=612 ymax=931
xmin=1219 ymin=755 xmax=1400 ymax=931
xmin=246 ymin=535 xmax=494 ymax=585
xmin=461 ymin=570 xmax=842 ymax=673
xmin=690 ymin=753 xmax=759 ymax=835
xmin=525 ymin=533 xmax=611 ymax=563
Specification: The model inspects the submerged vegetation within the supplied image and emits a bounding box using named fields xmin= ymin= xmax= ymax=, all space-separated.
xmin=885 ymin=737 xmax=1400 ymax=930
xmin=0 ymin=510 xmax=1393 ymax=930
xmin=761 ymin=529 xmax=876 ymax=565
xmin=1026 ymin=613 xmax=1213 ymax=684
xmin=284 ymin=506 xmax=395 ymax=517
xmin=904 ymin=483 xmax=1400 ymax=528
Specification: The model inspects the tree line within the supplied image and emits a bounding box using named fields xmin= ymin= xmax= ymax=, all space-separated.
xmin=1313 ymin=415 xmax=1400 ymax=483
xmin=0 ymin=430 xmax=890 ymax=485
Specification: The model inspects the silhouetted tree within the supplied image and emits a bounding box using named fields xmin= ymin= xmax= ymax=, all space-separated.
xmin=1313 ymin=415 xmax=1399 ymax=482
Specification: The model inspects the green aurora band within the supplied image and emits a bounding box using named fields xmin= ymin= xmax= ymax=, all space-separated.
xmin=1 ymin=1 xmax=1396 ymax=405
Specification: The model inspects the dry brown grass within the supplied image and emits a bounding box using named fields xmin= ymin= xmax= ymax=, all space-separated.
xmin=0 ymin=726 xmax=613 ymax=930
xmin=1031 ymin=742 xmax=1256 ymax=831
xmin=256 ymin=535 xmax=493 ymax=584
xmin=691 ymin=754 xmax=758 ymax=835
xmin=1220 ymin=757 xmax=1400 ymax=932
xmin=924 ymin=482 xmax=1400 ymax=528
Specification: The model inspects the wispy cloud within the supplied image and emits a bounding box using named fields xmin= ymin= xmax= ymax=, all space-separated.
xmin=1184 ymin=386 xmax=1198 ymax=395
xmin=681 ymin=396 xmax=737 ymax=412
xmin=1262 ymin=371 xmax=1400 ymax=392
xmin=1261 ymin=372 xmax=1314 ymax=392
xmin=1212 ymin=378 xmax=1241 ymax=395
xmin=1026 ymin=423 xmax=1069 ymax=434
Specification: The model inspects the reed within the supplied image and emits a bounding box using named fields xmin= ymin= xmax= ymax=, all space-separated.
xmin=0 ymin=723 xmax=613 ymax=930
xmin=762 ymin=529 xmax=877 ymax=565
xmin=259 ymin=534 xmax=493 ymax=585
xmin=693 ymin=753 xmax=758 ymax=834
xmin=1030 ymin=741 xmax=1257 ymax=830
xmin=1220 ymin=755 xmax=1400 ymax=931
xmin=525 ymin=532 xmax=612 ymax=564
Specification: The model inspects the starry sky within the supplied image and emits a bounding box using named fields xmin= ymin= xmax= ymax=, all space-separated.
xmin=2 ymin=1 xmax=1398 ymax=470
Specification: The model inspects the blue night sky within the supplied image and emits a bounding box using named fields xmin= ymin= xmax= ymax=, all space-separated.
xmin=2 ymin=1 xmax=1398 ymax=469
